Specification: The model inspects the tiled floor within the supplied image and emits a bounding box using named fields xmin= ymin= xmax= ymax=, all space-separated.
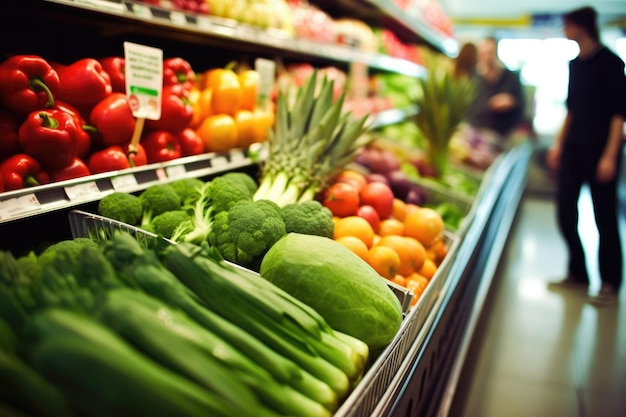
xmin=449 ymin=153 xmax=626 ymax=417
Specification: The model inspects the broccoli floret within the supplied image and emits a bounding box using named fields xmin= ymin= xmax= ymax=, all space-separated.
xmin=208 ymin=175 xmax=253 ymax=213
xmin=281 ymin=200 xmax=335 ymax=238
xmin=220 ymin=172 xmax=258 ymax=194
xmin=150 ymin=210 xmax=190 ymax=239
xmin=139 ymin=184 xmax=181 ymax=226
xmin=208 ymin=199 xmax=286 ymax=267
xmin=34 ymin=238 xmax=99 ymax=281
xmin=169 ymin=177 xmax=205 ymax=206
xmin=98 ymin=192 xmax=143 ymax=225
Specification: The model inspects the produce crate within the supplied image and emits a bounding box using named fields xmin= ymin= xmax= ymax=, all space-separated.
xmin=333 ymin=231 xmax=460 ymax=417
xmin=68 ymin=209 xmax=458 ymax=417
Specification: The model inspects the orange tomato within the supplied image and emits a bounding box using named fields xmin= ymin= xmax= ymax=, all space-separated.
xmin=418 ymin=258 xmax=437 ymax=280
xmin=377 ymin=235 xmax=415 ymax=277
xmin=368 ymin=245 xmax=401 ymax=280
xmin=250 ymin=108 xmax=274 ymax=143
xmin=379 ymin=218 xmax=404 ymax=236
xmin=403 ymin=207 xmax=445 ymax=247
xmin=335 ymin=236 xmax=369 ymax=263
xmin=238 ymin=69 xmax=260 ymax=111
xmin=323 ymin=182 xmax=360 ymax=218
xmin=406 ymin=274 xmax=429 ymax=305
xmin=196 ymin=114 xmax=238 ymax=153
xmin=391 ymin=274 xmax=408 ymax=287
xmin=235 ymin=109 xmax=255 ymax=148
xmin=391 ymin=198 xmax=408 ymax=221
xmin=404 ymin=236 xmax=427 ymax=274
xmin=333 ymin=216 xmax=375 ymax=248
xmin=209 ymin=68 xmax=242 ymax=116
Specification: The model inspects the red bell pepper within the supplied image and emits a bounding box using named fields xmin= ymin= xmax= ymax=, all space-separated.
xmin=18 ymin=109 xmax=78 ymax=170
xmin=49 ymin=157 xmax=91 ymax=182
xmin=145 ymin=85 xmax=193 ymax=134
xmin=98 ymin=56 xmax=126 ymax=93
xmin=0 ymin=171 xmax=4 ymax=193
xmin=53 ymin=100 xmax=93 ymax=158
xmin=176 ymin=127 xmax=204 ymax=156
xmin=89 ymin=93 xmax=136 ymax=146
xmin=141 ymin=131 xmax=182 ymax=163
xmin=0 ymin=55 xmax=60 ymax=115
xmin=87 ymin=143 xmax=147 ymax=175
xmin=0 ymin=111 xmax=20 ymax=159
xmin=163 ymin=57 xmax=195 ymax=90
xmin=53 ymin=58 xmax=112 ymax=115
xmin=0 ymin=153 xmax=50 ymax=191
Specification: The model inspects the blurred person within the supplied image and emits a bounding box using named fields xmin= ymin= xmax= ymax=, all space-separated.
xmin=546 ymin=6 xmax=626 ymax=305
xmin=465 ymin=36 xmax=525 ymax=142
xmin=452 ymin=41 xmax=478 ymax=80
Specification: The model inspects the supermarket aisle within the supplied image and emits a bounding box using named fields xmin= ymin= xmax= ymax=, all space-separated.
xmin=449 ymin=158 xmax=626 ymax=417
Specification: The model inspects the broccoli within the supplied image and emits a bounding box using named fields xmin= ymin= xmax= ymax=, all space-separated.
xmin=170 ymin=176 xmax=253 ymax=245
xmin=150 ymin=210 xmax=190 ymax=239
xmin=139 ymin=184 xmax=181 ymax=226
xmin=30 ymin=238 xmax=100 ymax=282
xmin=208 ymin=199 xmax=286 ymax=268
xmin=169 ymin=177 xmax=205 ymax=206
xmin=220 ymin=172 xmax=258 ymax=194
xmin=281 ymin=200 xmax=335 ymax=238
xmin=98 ymin=192 xmax=143 ymax=225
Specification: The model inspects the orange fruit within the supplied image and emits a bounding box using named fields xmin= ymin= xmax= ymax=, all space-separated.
xmin=250 ymin=108 xmax=274 ymax=143
xmin=377 ymin=235 xmax=416 ymax=277
xmin=372 ymin=234 xmax=381 ymax=246
xmin=235 ymin=109 xmax=255 ymax=148
xmin=404 ymin=236 xmax=427 ymax=274
xmin=333 ymin=216 xmax=375 ymax=248
xmin=405 ymin=203 xmax=421 ymax=216
xmin=406 ymin=274 xmax=429 ymax=305
xmin=391 ymin=274 xmax=408 ymax=287
xmin=197 ymin=114 xmax=238 ymax=153
xmin=368 ymin=245 xmax=401 ymax=279
xmin=418 ymin=258 xmax=437 ymax=280
xmin=391 ymin=198 xmax=408 ymax=221
xmin=335 ymin=236 xmax=369 ymax=263
xmin=379 ymin=218 xmax=404 ymax=236
xmin=429 ymin=239 xmax=449 ymax=264
xmin=403 ymin=207 xmax=445 ymax=247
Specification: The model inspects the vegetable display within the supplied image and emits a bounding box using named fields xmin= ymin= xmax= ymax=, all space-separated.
xmin=0 ymin=231 xmax=371 ymax=416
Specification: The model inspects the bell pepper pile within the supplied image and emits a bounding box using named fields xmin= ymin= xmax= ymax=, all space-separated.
xmin=0 ymin=54 xmax=274 ymax=194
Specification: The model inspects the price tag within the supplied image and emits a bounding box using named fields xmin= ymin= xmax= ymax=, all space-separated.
xmin=132 ymin=3 xmax=152 ymax=19
xmin=166 ymin=165 xmax=187 ymax=179
xmin=255 ymin=58 xmax=275 ymax=111
xmin=124 ymin=42 xmax=163 ymax=120
xmin=229 ymin=150 xmax=246 ymax=163
xmin=111 ymin=174 xmax=138 ymax=191
xmin=169 ymin=11 xmax=187 ymax=26
xmin=0 ymin=194 xmax=41 ymax=220
xmin=74 ymin=0 xmax=125 ymax=13
xmin=196 ymin=16 xmax=214 ymax=32
xmin=211 ymin=156 xmax=228 ymax=168
xmin=155 ymin=167 xmax=168 ymax=181
xmin=64 ymin=181 xmax=100 ymax=201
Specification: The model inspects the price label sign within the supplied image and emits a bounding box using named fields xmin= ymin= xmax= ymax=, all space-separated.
xmin=0 ymin=194 xmax=41 ymax=220
xmin=211 ymin=156 xmax=228 ymax=168
xmin=166 ymin=165 xmax=187 ymax=179
xmin=111 ymin=174 xmax=138 ymax=191
xmin=169 ymin=11 xmax=187 ymax=26
xmin=64 ymin=182 xmax=100 ymax=201
xmin=196 ymin=16 xmax=214 ymax=32
xmin=255 ymin=58 xmax=275 ymax=111
xmin=131 ymin=3 xmax=152 ymax=19
xmin=124 ymin=42 xmax=163 ymax=120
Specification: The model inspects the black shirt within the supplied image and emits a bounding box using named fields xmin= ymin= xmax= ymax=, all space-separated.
xmin=466 ymin=68 xmax=525 ymax=136
xmin=566 ymin=46 xmax=626 ymax=152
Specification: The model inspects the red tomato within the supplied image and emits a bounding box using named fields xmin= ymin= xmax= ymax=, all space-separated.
xmin=334 ymin=169 xmax=367 ymax=192
xmin=360 ymin=181 xmax=394 ymax=219
xmin=323 ymin=182 xmax=360 ymax=217
xmin=357 ymin=205 xmax=381 ymax=234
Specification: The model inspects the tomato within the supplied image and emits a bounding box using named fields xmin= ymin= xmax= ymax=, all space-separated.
xmin=334 ymin=169 xmax=367 ymax=192
xmin=356 ymin=205 xmax=381 ymax=234
xmin=360 ymin=181 xmax=394 ymax=219
xmin=323 ymin=182 xmax=360 ymax=217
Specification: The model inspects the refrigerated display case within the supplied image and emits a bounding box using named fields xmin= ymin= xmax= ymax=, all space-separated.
xmin=0 ymin=1 xmax=533 ymax=415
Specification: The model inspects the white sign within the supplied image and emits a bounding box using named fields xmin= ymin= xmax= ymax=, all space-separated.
xmin=124 ymin=42 xmax=163 ymax=120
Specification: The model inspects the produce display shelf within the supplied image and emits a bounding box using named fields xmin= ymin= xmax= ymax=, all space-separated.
xmin=66 ymin=206 xmax=461 ymax=417
xmin=0 ymin=148 xmax=253 ymax=225
xmin=29 ymin=0 xmax=427 ymax=77
xmin=313 ymin=0 xmax=458 ymax=57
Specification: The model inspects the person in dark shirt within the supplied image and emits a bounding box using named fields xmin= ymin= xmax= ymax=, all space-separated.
xmin=465 ymin=36 xmax=525 ymax=140
xmin=547 ymin=6 xmax=626 ymax=305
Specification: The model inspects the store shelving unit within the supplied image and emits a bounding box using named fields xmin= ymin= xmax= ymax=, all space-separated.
xmin=0 ymin=1 xmax=532 ymax=416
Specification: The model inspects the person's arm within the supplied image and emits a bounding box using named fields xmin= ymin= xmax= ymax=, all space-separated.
xmin=596 ymin=114 xmax=624 ymax=182
xmin=547 ymin=111 xmax=573 ymax=171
